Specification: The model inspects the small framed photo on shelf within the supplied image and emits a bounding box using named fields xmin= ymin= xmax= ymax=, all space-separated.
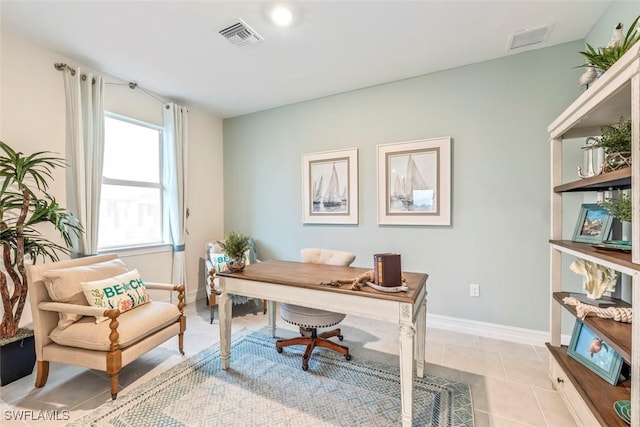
xmin=567 ymin=320 xmax=624 ymax=385
xmin=571 ymin=203 xmax=613 ymax=244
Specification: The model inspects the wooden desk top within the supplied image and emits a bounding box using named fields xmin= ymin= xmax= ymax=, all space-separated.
xmin=217 ymin=259 xmax=428 ymax=304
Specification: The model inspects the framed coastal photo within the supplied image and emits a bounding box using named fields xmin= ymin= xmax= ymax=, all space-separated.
xmin=567 ymin=320 xmax=623 ymax=385
xmin=571 ymin=203 xmax=613 ymax=244
xmin=377 ymin=137 xmax=451 ymax=226
xmin=302 ymin=148 xmax=358 ymax=224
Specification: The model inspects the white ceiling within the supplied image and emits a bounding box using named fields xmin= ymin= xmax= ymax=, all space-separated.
xmin=1 ymin=1 xmax=611 ymax=118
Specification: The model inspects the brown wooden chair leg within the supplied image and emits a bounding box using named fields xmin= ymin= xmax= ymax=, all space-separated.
xmin=34 ymin=360 xmax=49 ymax=388
xmin=178 ymin=315 xmax=186 ymax=355
xmin=110 ymin=373 xmax=119 ymax=400
xmin=315 ymin=338 xmax=350 ymax=356
xmin=302 ymin=338 xmax=318 ymax=370
xmin=276 ymin=336 xmax=313 ymax=349
xmin=263 ymin=299 xmax=267 ymax=314
xmin=319 ymin=328 xmax=341 ymax=339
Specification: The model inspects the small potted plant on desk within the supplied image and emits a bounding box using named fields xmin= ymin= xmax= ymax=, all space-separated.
xmin=218 ymin=231 xmax=251 ymax=272
xmin=0 ymin=141 xmax=81 ymax=385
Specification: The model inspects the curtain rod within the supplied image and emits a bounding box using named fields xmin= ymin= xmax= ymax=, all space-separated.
xmin=54 ymin=62 xmax=75 ymax=75
xmin=105 ymin=81 xmax=166 ymax=106
xmin=54 ymin=62 xmax=168 ymax=108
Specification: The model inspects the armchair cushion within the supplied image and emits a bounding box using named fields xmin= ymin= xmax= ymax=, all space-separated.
xmin=42 ymin=258 xmax=129 ymax=329
xmin=48 ymin=301 xmax=180 ymax=351
xmin=81 ymin=269 xmax=152 ymax=323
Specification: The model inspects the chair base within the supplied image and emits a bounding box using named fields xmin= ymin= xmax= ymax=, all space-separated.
xmin=276 ymin=328 xmax=351 ymax=371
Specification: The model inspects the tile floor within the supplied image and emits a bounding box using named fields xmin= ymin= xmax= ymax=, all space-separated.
xmin=0 ymin=300 xmax=578 ymax=427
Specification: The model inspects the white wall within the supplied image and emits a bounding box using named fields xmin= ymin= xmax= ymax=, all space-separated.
xmin=0 ymin=33 xmax=224 ymax=316
xmin=223 ymin=41 xmax=585 ymax=333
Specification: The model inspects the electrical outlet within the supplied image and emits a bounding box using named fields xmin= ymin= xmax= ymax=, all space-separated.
xmin=470 ymin=283 xmax=480 ymax=297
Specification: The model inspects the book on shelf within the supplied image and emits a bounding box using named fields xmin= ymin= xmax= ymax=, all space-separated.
xmin=373 ymin=253 xmax=402 ymax=287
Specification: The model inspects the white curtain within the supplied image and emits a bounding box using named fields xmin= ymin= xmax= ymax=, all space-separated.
xmin=163 ymin=103 xmax=189 ymax=287
xmin=62 ymin=68 xmax=105 ymax=257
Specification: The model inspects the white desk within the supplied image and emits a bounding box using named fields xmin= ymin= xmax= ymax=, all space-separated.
xmin=217 ymin=260 xmax=428 ymax=427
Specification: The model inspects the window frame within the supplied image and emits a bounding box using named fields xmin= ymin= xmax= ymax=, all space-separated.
xmin=98 ymin=112 xmax=167 ymax=251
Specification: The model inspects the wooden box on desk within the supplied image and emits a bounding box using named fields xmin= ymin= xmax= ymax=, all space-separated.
xmin=373 ymin=253 xmax=402 ymax=287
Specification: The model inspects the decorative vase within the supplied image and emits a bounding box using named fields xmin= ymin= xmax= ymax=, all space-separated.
xmin=227 ymin=256 xmax=246 ymax=272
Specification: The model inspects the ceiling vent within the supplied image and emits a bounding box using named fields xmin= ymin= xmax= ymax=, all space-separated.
xmin=508 ymin=25 xmax=552 ymax=50
xmin=219 ymin=19 xmax=263 ymax=47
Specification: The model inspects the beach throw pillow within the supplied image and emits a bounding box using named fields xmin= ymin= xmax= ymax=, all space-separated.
xmin=42 ymin=258 xmax=129 ymax=329
xmin=81 ymin=269 xmax=152 ymax=323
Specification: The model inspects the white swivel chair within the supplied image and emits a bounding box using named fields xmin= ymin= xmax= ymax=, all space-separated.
xmin=276 ymin=248 xmax=354 ymax=371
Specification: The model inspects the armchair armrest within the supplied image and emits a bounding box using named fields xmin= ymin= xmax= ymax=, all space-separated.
xmin=144 ymin=282 xmax=184 ymax=292
xmin=144 ymin=282 xmax=186 ymax=320
xmin=38 ymin=301 xmax=114 ymax=318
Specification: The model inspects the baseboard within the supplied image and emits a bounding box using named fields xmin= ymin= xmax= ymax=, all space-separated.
xmin=427 ymin=313 xmax=572 ymax=347
xmin=186 ymin=289 xmax=199 ymax=305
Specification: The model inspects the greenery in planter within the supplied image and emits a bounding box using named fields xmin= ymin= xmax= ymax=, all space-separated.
xmin=592 ymin=117 xmax=631 ymax=154
xmin=599 ymin=191 xmax=632 ymax=223
xmin=577 ymin=15 xmax=640 ymax=73
xmin=0 ymin=141 xmax=81 ymax=341
xmin=217 ymin=231 xmax=251 ymax=260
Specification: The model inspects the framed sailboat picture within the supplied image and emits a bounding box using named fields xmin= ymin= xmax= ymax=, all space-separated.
xmin=377 ymin=137 xmax=451 ymax=225
xmin=302 ymin=148 xmax=358 ymax=224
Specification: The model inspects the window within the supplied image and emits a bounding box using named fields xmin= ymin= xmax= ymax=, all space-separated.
xmin=98 ymin=114 xmax=165 ymax=250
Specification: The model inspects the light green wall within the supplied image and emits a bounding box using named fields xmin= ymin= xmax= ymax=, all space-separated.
xmin=223 ymin=41 xmax=585 ymax=331
xmin=586 ymin=1 xmax=640 ymax=48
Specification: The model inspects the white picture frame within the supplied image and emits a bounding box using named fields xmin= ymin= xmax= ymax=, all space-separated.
xmin=302 ymin=148 xmax=358 ymax=224
xmin=377 ymin=137 xmax=451 ymax=226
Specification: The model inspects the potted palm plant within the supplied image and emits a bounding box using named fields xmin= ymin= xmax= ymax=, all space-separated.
xmin=577 ymin=16 xmax=640 ymax=74
xmin=0 ymin=141 xmax=81 ymax=385
xmin=217 ymin=231 xmax=251 ymax=272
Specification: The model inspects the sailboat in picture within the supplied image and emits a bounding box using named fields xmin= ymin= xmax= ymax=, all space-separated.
xmin=399 ymin=155 xmax=433 ymax=208
xmin=322 ymin=163 xmax=344 ymax=208
xmin=312 ymin=176 xmax=323 ymax=206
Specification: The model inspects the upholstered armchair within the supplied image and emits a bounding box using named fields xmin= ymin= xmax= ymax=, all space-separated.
xmin=27 ymin=254 xmax=186 ymax=400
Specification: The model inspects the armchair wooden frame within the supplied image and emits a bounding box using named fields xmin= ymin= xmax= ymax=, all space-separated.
xmin=27 ymin=254 xmax=186 ymax=400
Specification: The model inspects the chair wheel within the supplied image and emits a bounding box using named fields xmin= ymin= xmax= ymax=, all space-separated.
xmin=345 ymin=354 xmax=352 ymax=361
xmin=276 ymin=347 xmax=283 ymax=353
xmin=302 ymin=365 xmax=308 ymax=371
xmin=338 ymin=335 xmax=344 ymax=341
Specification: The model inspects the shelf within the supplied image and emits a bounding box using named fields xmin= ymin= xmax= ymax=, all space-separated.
xmin=554 ymin=168 xmax=631 ymax=193
xmin=549 ymin=38 xmax=639 ymax=427
xmin=547 ymin=344 xmax=631 ymax=427
xmin=549 ymin=240 xmax=640 ymax=274
xmin=554 ymin=292 xmax=631 ymax=362
xmin=547 ymin=42 xmax=639 ymax=140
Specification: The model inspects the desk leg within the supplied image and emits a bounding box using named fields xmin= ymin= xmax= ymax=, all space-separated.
xmin=219 ymin=291 xmax=232 ymax=369
xmin=416 ymin=295 xmax=427 ymax=378
xmin=399 ymin=304 xmax=415 ymax=427
xmin=268 ymin=300 xmax=277 ymax=338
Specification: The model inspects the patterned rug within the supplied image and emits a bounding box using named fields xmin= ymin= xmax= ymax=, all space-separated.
xmin=69 ymin=332 xmax=474 ymax=426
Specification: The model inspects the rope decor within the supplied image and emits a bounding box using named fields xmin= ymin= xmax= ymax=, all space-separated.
xmin=319 ymin=270 xmax=408 ymax=291
xmin=563 ymin=296 xmax=633 ymax=323
xmin=319 ymin=270 xmax=376 ymax=290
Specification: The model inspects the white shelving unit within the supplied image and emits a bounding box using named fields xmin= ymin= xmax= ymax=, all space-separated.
xmin=547 ymin=41 xmax=639 ymax=426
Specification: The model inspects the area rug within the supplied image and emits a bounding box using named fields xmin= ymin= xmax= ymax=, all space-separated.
xmin=68 ymin=332 xmax=474 ymax=426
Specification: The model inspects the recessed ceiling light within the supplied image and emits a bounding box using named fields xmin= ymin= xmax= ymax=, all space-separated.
xmin=270 ymin=6 xmax=293 ymax=27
